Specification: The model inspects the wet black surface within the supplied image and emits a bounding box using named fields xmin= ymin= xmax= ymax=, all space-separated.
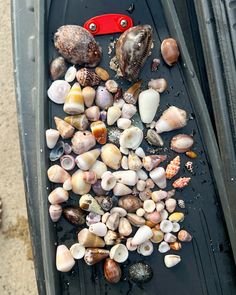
xmin=46 ymin=0 xmax=236 ymax=294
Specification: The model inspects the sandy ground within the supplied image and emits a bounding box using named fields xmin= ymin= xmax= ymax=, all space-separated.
xmin=0 ymin=0 xmax=37 ymax=294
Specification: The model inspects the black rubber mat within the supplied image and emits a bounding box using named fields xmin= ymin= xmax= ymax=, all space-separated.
xmin=45 ymin=0 xmax=236 ymax=294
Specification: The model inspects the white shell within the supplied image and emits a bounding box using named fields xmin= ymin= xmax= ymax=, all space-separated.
xmin=135 ymin=147 xmax=145 ymax=158
xmin=89 ymin=222 xmax=107 ymax=237
xmin=132 ymin=225 xmax=153 ymax=246
xmin=46 ymin=129 xmax=60 ymax=149
xmin=151 ymin=190 xmax=167 ymax=202
xmin=63 ymin=178 xmax=72 ymax=191
xmin=172 ymin=222 xmax=180 ymax=233
xmin=48 ymin=80 xmax=71 ymax=104
xmin=56 ymin=245 xmax=75 ymax=272
xmin=149 ymin=167 xmax=167 ymax=189
xmin=65 ymin=66 xmax=77 ymax=82
xmin=126 ymin=238 xmax=137 ymax=251
xmin=101 ymin=171 xmax=117 ymax=191
xmin=89 ymin=160 xmax=107 ymax=179
xmin=160 ymin=209 xmax=169 ymax=221
xmin=121 ymin=156 xmax=129 ymax=170
xmin=136 ymin=169 xmax=148 ymax=180
xmin=113 ymin=170 xmax=138 ymax=186
xmin=156 ymin=202 xmax=165 ymax=212
xmin=117 ymin=118 xmax=131 ymax=130
xmin=138 ymin=89 xmax=160 ymax=123
xmin=113 ymin=183 xmax=132 ymax=196
xmin=158 ymin=241 xmax=170 ymax=253
xmin=75 ymin=149 xmax=100 ymax=171
xmin=102 ymin=212 xmax=110 ymax=223
xmin=120 ymin=127 xmax=143 ymax=150
xmin=164 ymin=233 xmax=177 ymax=243
xmin=72 ymin=170 xmax=91 ymax=195
xmin=70 ymin=243 xmax=86 ymax=259
xmin=137 ymin=240 xmax=154 ymax=256
xmin=48 ymin=187 xmax=69 ymax=205
xmin=110 ymin=244 xmax=129 ymax=263
xmin=49 ymin=204 xmax=62 ymax=222
xmin=164 ymin=255 xmax=181 ymax=268
xmin=118 ymin=217 xmax=132 ymax=236
xmin=107 ymin=106 xmax=122 ymax=125
xmin=136 ymin=180 xmax=146 ymax=192
xmin=121 ymin=103 xmax=137 ymax=119
xmin=143 ymin=200 xmax=156 ymax=213
xmin=165 ymin=198 xmax=177 ymax=213
xmin=113 ymin=98 xmax=125 ymax=109
xmin=136 ymin=208 xmax=145 ymax=217
xmin=110 ymin=207 xmax=127 ymax=217
xmin=160 ymin=220 xmax=173 ymax=233
xmin=120 ymin=146 xmax=129 ymax=155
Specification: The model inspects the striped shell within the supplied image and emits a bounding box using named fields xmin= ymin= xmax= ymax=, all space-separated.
xmin=166 ymin=156 xmax=180 ymax=179
xmin=172 ymin=177 xmax=191 ymax=189
xmin=76 ymin=68 xmax=101 ymax=87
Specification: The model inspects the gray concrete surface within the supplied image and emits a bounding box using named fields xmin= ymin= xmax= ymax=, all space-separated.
xmin=0 ymin=0 xmax=37 ymax=294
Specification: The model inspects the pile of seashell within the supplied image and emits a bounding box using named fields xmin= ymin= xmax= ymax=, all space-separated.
xmin=46 ymin=24 xmax=197 ymax=284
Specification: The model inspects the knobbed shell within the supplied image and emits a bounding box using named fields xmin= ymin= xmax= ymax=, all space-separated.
xmin=54 ymin=25 xmax=102 ymax=66
xmin=115 ymin=25 xmax=153 ymax=81
xmin=47 ymin=80 xmax=71 ymax=104
xmin=50 ymin=56 xmax=68 ymax=81
xmin=76 ymin=68 xmax=100 ymax=87
xmin=161 ymin=38 xmax=180 ymax=66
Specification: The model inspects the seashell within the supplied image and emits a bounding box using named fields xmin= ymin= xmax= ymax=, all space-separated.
xmin=168 ymin=212 xmax=184 ymax=223
xmin=102 ymin=212 xmax=110 ymax=224
xmin=82 ymin=171 xmax=97 ymax=184
xmin=50 ymin=56 xmax=68 ymax=81
xmin=145 ymin=220 xmax=156 ymax=228
xmin=95 ymin=196 xmax=113 ymax=212
xmin=185 ymin=161 xmax=193 ymax=173
xmin=164 ymin=255 xmax=181 ymax=268
xmin=135 ymin=147 xmax=145 ymax=158
xmin=71 ymin=169 xmax=91 ymax=195
xmin=120 ymin=147 xmax=129 ymax=155
xmin=90 ymin=121 xmax=107 ymax=144
xmin=86 ymin=212 xmax=101 ymax=226
xmin=82 ymin=86 xmax=96 ymax=107
xmin=115 ymin=25 xmax=153 ymax=81
xmin=101 ymin=144 xmax=122 ymax=170
xmin=85 ymin=106 xmax=100 ymax=122
xmin=92 ymin=180 xmax=106 ymax=196
xmin=170 ymin=134 xmax=194 ymax=153
xmin=47 ymin=80 xmax=71 ymax=104
xmin=148 ymin=78 xmax=168 ymax=93
xmin=128 ymin=262 xmax=153 ymax=283
xmin=151 ymin=229 xmax=164 ymax=243
xmin=90 ymin=160 xmax=107 ymax=179
xmin=146 ymin=129 xmax=164 ymax=146
xmin=104 ymin=258 xmax=122 ymax=284
xmin=151 ymin=190 xmax=167 ymax=202
xmin=71 ymin=131 xmax=96 ymax=155
xmin=121 ymin=156 xmax=128 ymax=170
xmin=64 ymin=114 xmax=89 ymax=131
xmin=186 ymin=150 xmax=197 ymax=158
xmin=95 ymin=67 xmax=109 ymax=81
xmin=101 ymin=171 xmax=117 ymax=191
xmin=145 ymin=211 xmax=162 ymax=224
xmin=167 ymin=189 xmax=176 ymax=199
xmin=161 ymin=38 xmax=180 ymax=66
xmin=108 ymin=128 xmax=122 ymax=146
xmin=158 ymin=241 xmax=170 ymax=253
xmin=138 ymin=89 xmax=160 ymax=123
xmin=118 ymin=195 xmax=142 ymax=213
xmin=126 ymin=238 xmax=137 ymax=251
xmin=54 ymin=116 xmax=75 ymax=139
xmin=164 ymin=233 xmax=177 ymax=243
xmin=75 ymin=148 xmax=100 ymax=170
xmin=165 ymin=198 xmax=177 ymax=213
xmin=70 ymin=243 xmax=86 ymax=259
xmin=172 ymin=177 xmax=191 ymax=189
xmin=132 ymin=225 xmax=153 ymax=246
xmin=178 ymin=199 xmax=185 ymax=209
xmin=47 ymin=165 xmax=70 ymax=184
xmin=46 ymin=129 xmax=60 ymax=149
xmin=160 ymin=220 xmax=173 ymax=233
xmin=120 ymin=127 xmax=143 ymax=150
xmin=118 ymin=217 xmax=132 ymax=236
xmin=106 ymin=212 xmax=120 ymax=231
xmin=113 ymin=98 xmax=125 ymax=109
xmin=56 ymin=245 xmax=75 ymax=272
xmin=107 ymin=106 xmax=121 ymax=126
xmin=63 ymin=83 xmax=84 ymax=115
xmin=54 ymin=25 xmax=102 ymax=66
xmin=137 ymin=169 xmax=148 ymax=181
xmin=143 ymin=155 xmax=167 ymax=171
xmin=100 ymin=111 xmax=107 ymax=122
xmin=136 ymin=180 xmax=146 ymax=192
xmin=104 ymin=230 xmax=119 ymax=246
xmin=166 ymin=156 xmax=181 ymax=179
xmin=143 ymin=200 xmax=156 ymax=213
xmin=170 ymin=242 xmax=182 ymax=251
xmin=121 ymin=103 xmax=137 ymax=119
xmin=136 ymin=208 xmax=145 ymax=217
xmin=178 ymin=230 xmax=192 ymax=242
xmin=49 ymin=204 xmax=62 ymax=222
xmin=155 ymin=106 xmax=187 ymax=133
xmin=146 ymin=178 xmax=155 ymax=189
xmin=76 ymin=68 xmax=100 ymax=87
xmin=63 ymin=178 xmax=72 ymax=191
xmin=160 ymin=209 xmax=169 ymax=220
xmin=113 ymin=183 xmax=132 ymax=196
xmin=150 ymin=167 xmax=167 ymax=189
xmin=123 ymin=80 xmax=142 ymax=104
xmin=137 ymin=240 xmax=154 ymax=256
xmin=60 ymin=155 xmax=75 ymax=171
xmin=80 ymin=194 xmax=104 ymax=215
xmin=127 ymin=213 xmax=145 ymax=227
xmin=49 ymin=141 xmax=64 ymax=161
xmin=110 ymin=207 xmax=127 ymax=217
xmin=61 ymin=140 xmax=71 ymax=154
xmin=89 ymin=222 xmax=107 ymax=237
xmin=95 ymin=86 xmax=113 ymax=110
xmin=139 ymin=188 xmax=152 ymax=201
xmin=63 ymin=206 xmax=85 ymax=225
xmin=78 ymin=228 xmax=105 ymax=248
xmin=172 ymin=222 xmax=181 ymax=233
xmin=151 ymin=58 xmax=160 ymax=71
xmin=110 ymin=244 xmax=128 ymax=263
xmin=128 ymin=151 xmax=142 ymax=171
xmin=64 ymin=66 xmax=77 ymax=82
xmin=105 ymin=80 xmax=119 ymax=93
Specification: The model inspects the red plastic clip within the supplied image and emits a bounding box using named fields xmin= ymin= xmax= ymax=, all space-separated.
xmin=84 ymin=14 xmax=133 ymax=35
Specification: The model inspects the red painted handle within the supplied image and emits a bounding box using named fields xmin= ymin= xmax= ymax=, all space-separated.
xmin=84 ymin=14 xmax=133 ymax=35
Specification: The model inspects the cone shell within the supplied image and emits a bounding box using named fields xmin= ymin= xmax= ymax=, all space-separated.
xmin=121 ymin=103 xmax=137 ymax=119
xmin=178 ymin=230 xmax=192 ymax=242
xmin=120 ymin=127 xmax=143 ymax=150
xmin=56 ymin=245 xmax=75 ymax=272
xmin=82 ymin=86 xmax=96 ymax=107
xmin=172 ymin=177 xmax=191 ymax=189
xmin=123 ymin=80 xmax=142 ymax=104
xmin=128 ymin=152 xmax=142 ymax=171
xmin=113 ymin=183 xmax=132 ymax=196
xmin=143 ymin=155 xmax=167 ymax=171
xmin=71 ymin=131 xmax=96 ymax=155
xmin=63 ymin=82 xmax=84 ymax=114
xmin=164 ymin=254 xmax=181 ymax=268
xmin=161 ymin=38 xmax=180 ymax=66
xmin=150 ymin=167 xmax=167 ymax=189
xmin=101 ymin=144 xmax=122 ymax=170
xmin=71 ymin=170 xmax=91 ymax=195
xmin=95 ymin=86 xmax=114 ymax=110
xmin=84 ymin=248 xmax=109 ymax=265
xmin=104 ymin=258 xmax=122 ymax=284
xmin=54 ymin=117 xmax=75 ymax=139
xmin=79 ymin=194 xmax=104 ymax=215
xmin=47 ymin=165 xmax=71 ymax=183
xmin=110 ymin=244 xmax=129 ymax=263
xmin=138 ymin=89 xmax=160 ymax=123
xmin=165 ymin=198 xmax=177 ymax=213
xmin=132 ymin=225 xmax=153 ymax=246
xmin=60 ymin=155 xmax=75 ymax=171
xmin=46 ymin=129 xmax=60 ymax=149
xmin=155 ymin=106 xmax=187 ymax=133
xmin=48 ymin=187 xmax=69 ymax=205
xmin=64 ymin=114 xmax=89 ymax=131
xmin=90 ymin=160 xmax=107 ymax=179
xmin=76 ymin=148 xmax=100 ymax=170
xmin=166 ymin=156 xmax=180 ymax=179
xmin=106 ymin=212 xmax=120 ymax=231
xmin=90 ymin=121 xmax=107 ymax=144
xmin=82 ymin=171 xmax=97 ymax=184
xmin=118 ymin=217 xmax=132 ymax=236
xmin=78 ymin=228 xmax=105 ymax=248
xmin=113 ymin=170 xmax=138 ymax=186
xmin=170 ymin=134 xmax=194 ymax=153
xmin=107 ymin=106 xmax=121 ymax=125
xmin=89 ymin=222 xmax=107 ymax=237
xmin=49 ymin=204 xmax=62 ymax=222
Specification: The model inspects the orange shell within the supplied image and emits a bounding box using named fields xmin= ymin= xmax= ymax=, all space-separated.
xmin=166 ymin=156 xmax=180 ymax=179
xmin=90 ymin=121 xmax=107 ymax=144
xmin=172 ymin=177 xmax=191 ymax=189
